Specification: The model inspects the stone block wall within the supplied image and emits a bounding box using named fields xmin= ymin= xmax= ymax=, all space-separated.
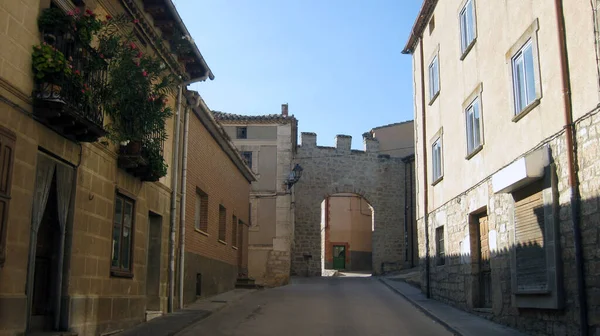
xmin=293 ymin=132 xmax=408 ymax=276
xmin=417 ymin=108 xmax=600 ymax=336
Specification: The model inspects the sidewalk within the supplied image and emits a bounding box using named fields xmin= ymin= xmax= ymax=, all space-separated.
xmin=379 ymin=278 xmax=529 ymax=336
xmin=117 ymin=289 xmax=256 ymax=336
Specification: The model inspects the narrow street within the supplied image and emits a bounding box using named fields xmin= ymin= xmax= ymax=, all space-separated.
xmin=177 ymin=275 xmax=452 ymax=336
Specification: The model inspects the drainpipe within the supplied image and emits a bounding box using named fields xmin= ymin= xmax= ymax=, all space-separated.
xmin=168 ymin=85 xmax=183 ymax=313
xmin=404 ymin=160 xmax=409 ymax=265
xmin=554 ymin=1 xmax=588 ymax=334
xmin=178 ymin=104 xmax=191 ymax=309
xmin=418 ymin=38 xmax=431 ymax=298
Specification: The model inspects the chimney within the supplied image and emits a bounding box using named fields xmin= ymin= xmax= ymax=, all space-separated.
xmin=281 ymin=103 xmax=288 ymax=117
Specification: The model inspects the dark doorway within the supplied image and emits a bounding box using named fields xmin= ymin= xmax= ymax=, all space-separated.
xmin=332 ymin=245 xmax=346 ymax=270
xmin=477 ymin=213 xmax=492 ymax=308
xmin=146 ymin=212 xmax=162 ymax=311
xmin=31 ymin=176 xmax=59 ymax=331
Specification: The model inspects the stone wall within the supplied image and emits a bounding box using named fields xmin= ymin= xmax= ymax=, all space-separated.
xmin=293 ymin=133 xmax=408 ymax=276
xmin=418 ymin=108 xmax=600 ymax=336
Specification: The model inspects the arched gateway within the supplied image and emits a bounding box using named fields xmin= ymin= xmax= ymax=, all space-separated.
xmin=292 ymin=132 xmax=414 ymax=276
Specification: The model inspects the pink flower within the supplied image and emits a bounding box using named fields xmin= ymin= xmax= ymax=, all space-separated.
xmin=134 ymin=61 xmax=140 ymax=67
xmin=74 ymin=8 xmax=81 ymax=14
xmin=137 ymin=51 xmax=143 ymax=58
xmin=81 ymin=89 xmax=86 ymax=93
xmin=67 ymin=10 xmax=74 ymax=16
xmin=163 ymin=98 xmax=168 ymax=104
xmin=142 ymin=70 xmax=148 ymax=77
xmin=75 ymin=70 xmax=81 ymax=75
xmin=133 ymin=19 xmax=139 ymax=24
xmin=100 ymin=54 xmax=104 ymax=59
xmin=129 ymin=42 xmax=137 ymax=50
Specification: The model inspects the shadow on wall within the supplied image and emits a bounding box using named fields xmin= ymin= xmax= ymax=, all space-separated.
xmin=417 ymin=193 xmax=599 ymax=336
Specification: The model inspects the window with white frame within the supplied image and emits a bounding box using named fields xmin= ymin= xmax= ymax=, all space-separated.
xmin=465 ymin=97 xmax=482 ymax=154
xmin=460 ymin=0 xmax=476 ymax=54
xmin=429 ymin=55 xmax=440 ymax=101
xmin=511 ymin=39 xmax=537 ymax=114
xmin=432 ymin=137 xmax=443 ymax=182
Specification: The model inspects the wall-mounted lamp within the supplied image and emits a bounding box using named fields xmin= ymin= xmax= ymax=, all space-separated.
xmin=285 ymin=164 xmax=303 ymax=190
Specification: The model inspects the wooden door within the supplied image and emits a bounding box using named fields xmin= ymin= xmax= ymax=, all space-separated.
xmin=478 ymin=214 xmax=492 ymax=308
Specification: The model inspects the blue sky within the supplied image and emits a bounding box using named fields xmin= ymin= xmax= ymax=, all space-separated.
xmin=174 ymin=0 xmax=420 ymax=149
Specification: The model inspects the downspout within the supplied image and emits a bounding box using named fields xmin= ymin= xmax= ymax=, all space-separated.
xmin=404 ymin=160 xmax=409 ymax=265
xmin=554 ymin=1 xmax=588 ymax=334
xmin=168 ymin=85 xmax=183 ymax=313
xmin=178 ymin=105 xmax=190 ymax=309
xmin=410 ymin=160 xmax=415 ymax=268
xmin=419 ymin=38 xmax=431 ymax=298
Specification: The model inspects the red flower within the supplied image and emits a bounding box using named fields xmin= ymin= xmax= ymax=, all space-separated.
xmin=100 ymin=54 xmax=104 ymax=59
xmin=129 ymin=42 xmax=137 ymax=50
xmin=106 ymin=14 xmax=112 ymax=20
xmin=133 ymin=19 xmax=139 ymax=24
xmin=137 ymin=51 xmax=143 ymax=58
xmin=74 ymin=8 xmax=81 ymax=14
xmin=142 ymin=70 xmax=148 ymax=77
xmin=81 ymin=89 xmax=86 ymax=93
xmin=67 ymin=10 xmax=74 ymax=16
xmin=163 ymin=98 xmax=168 ymax=104
xmin=75 ymin=70 xmax=81 ymax=75
xmin=85 ymin=9 xmax=93 ymax=15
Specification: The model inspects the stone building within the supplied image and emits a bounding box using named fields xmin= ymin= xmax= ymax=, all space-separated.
xmin=370 ymin=120 xmax=416 ymax=158
xmin=404 ymin=0 xmax=600 ymax=334
xmin=0 ymin=0 xmax=254 ymax=335
xmin=212 ymin=105 xmax=298 ymax=287
xmin=293 ymin=132 xmax=415 ymax=276
xmin=181 ymin=92 xmax=254 ymax=303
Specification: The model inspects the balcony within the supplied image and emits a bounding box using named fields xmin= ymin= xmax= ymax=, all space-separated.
xmin=118 ymin=131 xmax=166 ymax=182
xmin=32 ymin=33 xmax=107 ymax=142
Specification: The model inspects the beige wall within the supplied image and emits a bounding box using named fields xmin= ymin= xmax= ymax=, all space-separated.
xmin=372 ymin=121 xmax=415 ymax=158
xmin=223 ymin=125 xmax=278 ymax=140
xmin=328 ymin=195 xmax=372 ymax=253
xmin=412 ymin=0 xmax=599 ymax=218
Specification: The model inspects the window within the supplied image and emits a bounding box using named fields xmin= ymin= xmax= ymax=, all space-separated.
xmin=432 ymin=137 xmax=443 ymax=182
xmin=232 ymin=215 xmax=238 ymax=247
xmin=465 ymin=97 xmax=482 ymax=155
xmin=436 ymin=226 xmax=445 ymax=265
xmin=0 ymin=127 xmax=15 ymax=266
xmin=460 ymin=0 xmax=476 ymax=55
xmin=241 ymin=151 xmax=252 ymax=167
xmin=194 ymin=188 xmax=208 ymax=233
xmin=512 ymin=39 xmax=537 ymax=115
xmin=236 ymin=127 xmax=247 ymax=139
xmin=428 ymin=15 xmax=435 ymax=35
xmin=429 ymin=55 xmax=440 ymax=102
xmin=112 ymin=194 xmax=135 ymax=276
xmin=218 ymin=205 xmax=227 ymax=242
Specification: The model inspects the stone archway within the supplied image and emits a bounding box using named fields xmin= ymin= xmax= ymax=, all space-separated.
xmin=292 ymin=132 xmax=408 ymax=276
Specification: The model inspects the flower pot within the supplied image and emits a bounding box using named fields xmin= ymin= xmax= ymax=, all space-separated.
xmin=120 ymin=140 xmax=142 ymax=156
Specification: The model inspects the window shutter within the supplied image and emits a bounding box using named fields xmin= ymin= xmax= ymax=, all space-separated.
xmin=0 ymin=127 xmax=16 ymax=266
xmin=514 ymin=180 xmax=547 ymax=291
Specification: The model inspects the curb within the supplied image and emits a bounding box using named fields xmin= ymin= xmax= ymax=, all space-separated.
xmin=378 ymin=278 xmax=460 ymax=336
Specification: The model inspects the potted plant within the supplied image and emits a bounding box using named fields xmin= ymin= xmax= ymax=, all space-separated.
xmin=32 ymin=42 xmax=72 ymax=99
xmin=37 ymin=7 xmax=72 ymax=41
xmin=141 ymin=139 xmax=168 ymax=181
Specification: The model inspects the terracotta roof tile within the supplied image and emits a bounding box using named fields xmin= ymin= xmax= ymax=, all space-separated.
xmin=211 ymin=111 xmax=296 ymax=123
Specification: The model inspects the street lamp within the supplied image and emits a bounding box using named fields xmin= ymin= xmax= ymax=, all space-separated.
xmin=285 ymin=164 xmax=303 ymax=189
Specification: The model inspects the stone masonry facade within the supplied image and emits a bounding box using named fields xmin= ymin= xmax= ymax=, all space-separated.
xmin=293 ymin=132 xmax=408 ymax=276
xmin=418 ymin=108 xmax=600 ymax=336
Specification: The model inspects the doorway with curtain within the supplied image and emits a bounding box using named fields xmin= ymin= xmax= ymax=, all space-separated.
xmin=27 ymin=152 xmax=75 ymax=332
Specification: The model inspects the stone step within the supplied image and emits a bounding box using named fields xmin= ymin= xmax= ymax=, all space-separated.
xmin=145 ymin=310 xmax=163 ymax=322
xmin=236 ymin=277 xmax=255 ymax=285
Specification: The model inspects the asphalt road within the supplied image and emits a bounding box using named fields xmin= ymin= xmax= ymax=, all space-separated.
xmin=177 ymin=275 xmax=452 ymax=336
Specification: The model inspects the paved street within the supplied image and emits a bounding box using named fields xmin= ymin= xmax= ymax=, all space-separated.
xmin=177 ymin=276 xmax=452 ymax=336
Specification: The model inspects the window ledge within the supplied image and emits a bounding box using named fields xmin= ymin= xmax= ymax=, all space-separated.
xmin=465 ymin=145 xmax=483 ymax=160
xmin=460 ymin=39 xmax=477 ymax=61
xmin=232 ymin=246 xmax=238 ymax=250
xmin=431 ymin=175 xmax=444 ymax=186
xmin=512 ymin=98 xmax=540 ymax=122
xmin=514 ymin=289 xmax=551 ymax=295
xmin=195 ymin=229 xmax=209 ymax=237
xmin=218 ymin=239 xmax=227 ymax=245
xmin=428 ymin=91 xmax=440 ymax=106
xmin=111 ymin=269 xmax=133 ymax=278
